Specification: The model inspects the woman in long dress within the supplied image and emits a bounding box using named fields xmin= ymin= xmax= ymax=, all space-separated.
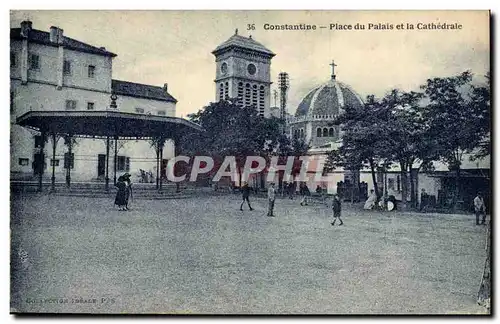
xmin=114 ymin=176 xmax=127 ymax=211
xmin=364 ymin=189 xmax=377 ymax=210
xmin=123 ymin=173 xmax=132 ymax=210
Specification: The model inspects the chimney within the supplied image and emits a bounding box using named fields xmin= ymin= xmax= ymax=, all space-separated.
xmin=163 ymin=83 xmax=168 ymax=92
xmin=20 ymin=20 xmax=32 ymax=38
xmin=56 ymin=28 xmax=64 ymax=44
xmin=50 ymin=26 xmax=58 ymax=43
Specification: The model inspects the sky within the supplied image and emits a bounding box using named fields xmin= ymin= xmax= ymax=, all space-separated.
xmin=10 ymin=10 xmax=490 ymax=117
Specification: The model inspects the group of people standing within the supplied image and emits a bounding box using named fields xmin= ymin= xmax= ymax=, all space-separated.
xmin=279 ymin=181 xmax=314 ymax=204
xmin=238 ymin=181 xmax=343 ymax=224
xmin=239 ymin=182 xmax=276 ymax=216
xmin=114 ymin=173 xmax=133 ymax=211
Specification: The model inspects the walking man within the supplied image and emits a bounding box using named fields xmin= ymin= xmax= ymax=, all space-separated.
xmin=474 ymin=192 xmax=486 ymax=225
xmin=299 ymin=182 xmax=310 ymax=206
xmin=288 ymin=181 xmax=295 ymax=200
xmin=240 ymin=182 xmax=253 ymax=211
xmin=331 ymin=194 xmax=343 ymax=226
xmin=420 ymin=188 xmax=429 ymax=212
xmin=267 ymin=182 xmax=276 ymax=217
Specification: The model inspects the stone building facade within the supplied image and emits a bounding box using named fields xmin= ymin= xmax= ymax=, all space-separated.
xmin=10 ymin=21 xmax=176 ymax=183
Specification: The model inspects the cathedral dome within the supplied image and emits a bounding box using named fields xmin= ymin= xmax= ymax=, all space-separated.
xmin=295 ymin=75 xmax=364 ymax=117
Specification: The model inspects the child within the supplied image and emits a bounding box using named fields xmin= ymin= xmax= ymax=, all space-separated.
xmin=331 ymin=194 xmax=343 ymax=226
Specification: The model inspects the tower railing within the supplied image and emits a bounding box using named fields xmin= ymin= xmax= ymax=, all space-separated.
xmin=287 ymin=114 xmax=338 ymax=124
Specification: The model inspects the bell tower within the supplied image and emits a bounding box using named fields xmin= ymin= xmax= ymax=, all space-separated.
xmin=212 ymin=30 xmax=275 ymax=117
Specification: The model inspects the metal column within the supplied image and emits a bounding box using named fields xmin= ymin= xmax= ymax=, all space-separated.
xmin=37 ymin=131 xmax=46 ymax=192
xmin=113 ymin=136 xmax=118 ymax=185
xmin=65 ymin=134 xmax=72 ymax=188
xmin=51 ymin=132 xmax=57 ymax=192
xmin=105 ymin=136 xmax=110 ymax=191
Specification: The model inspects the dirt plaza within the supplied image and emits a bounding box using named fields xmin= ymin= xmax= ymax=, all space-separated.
xmin=10 ymin=193 xmax=489 ymax=314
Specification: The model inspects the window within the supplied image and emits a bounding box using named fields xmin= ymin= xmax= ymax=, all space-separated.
xmin=219 ymin=83 xmax=224 ymax=101
xmin=317 ymin=128 xmax=322 ymax=137
xmin=396 ymin=175 xmax=401 ymax=192
xmin=29 ymin=53 xmax=40 ymax=70
xmin=19 ymin=158 xmax=29 ymax=166
xmin=88 ymin=65 xmax=95 ymax=78
xmin=65 ymin=100 xmax=77 ymax=110
xmin=135 ymin=107 xmax=144 ymax=114
xmin=245 ymin=83 xmax=251 ymax=107
xmin=323 ymin=128 xmax=328 ymax=137
xmin=329 ymin=128 xmax=334 ymax=137
xmin=252 ymin=84 xmax=258 ymax=110
xmin=220 ymin=62 xmax=228 ymax=75
xmin=247 ymin=63 xmax=257 ymax=75
xmin=237 ymin=82 xmax=244 ymax=105
xmin=87 ymin=102 xmax=95 ymax=110
xmin=10 ymin=52 xmax=16 ymax=67
xmin=34 ymin=135 xmax=43 ymax=148
xmin=63 ymin=60 xmax=71 ymax=75
xmin=117 ymin=156 xmax=130 ymax=172
xmin=157 ymin=110 xmax=166 ymax=116
xmin=64 ymin=153 xmax=74 ymax=169
xmin=259 ymin=85 xmax=265 ymax=116
xmin=50 ymin=159 xmax=60 ymax=167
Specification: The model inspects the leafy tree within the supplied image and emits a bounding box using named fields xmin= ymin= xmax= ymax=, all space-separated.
xmin=327 ymin=90 xmax=438 ymax=209
xmin=469 ymin=72 xmax=491 ymax=161
xmin=378 ymin=89 xmax=435 ymax=209
xmin=326 ymin=95 xmax=389 ymax=201
xmin=420 ymin=71 xmax=484 ymax=209
xmin=273 ymin=132 xmax=310 ymax=191
xmin=325 ymin=70 xmax=488 ymax=210
xmin=186 ymin=99 xmax=283 ymax=186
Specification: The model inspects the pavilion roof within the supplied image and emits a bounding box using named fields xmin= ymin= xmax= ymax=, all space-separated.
xmin=16 ymin=110 xmax=204 ymax=139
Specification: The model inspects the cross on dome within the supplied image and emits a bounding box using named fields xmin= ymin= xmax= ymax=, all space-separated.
xmin=330 ymin=60 xmax=337 ymax=80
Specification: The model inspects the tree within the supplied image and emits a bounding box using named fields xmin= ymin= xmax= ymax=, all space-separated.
xmin=421 ymin=71 xmax=485 ymax=209
xmin=327 ymin=90 xmax=438 ymax=209
xmin=378 ymin=89 xmax=436 ymax=209
xmin=186 ymin=99 xmax=283 ymax=186
xmin=274 ymin=132 xmax=310 ymax=190
xmin=327 ymin=95 xmax=389 ymax=201
xmin=470 ymin=72 xmax=491 ymax=161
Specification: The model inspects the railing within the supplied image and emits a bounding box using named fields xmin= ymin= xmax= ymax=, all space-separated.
xmin=287 ymin=114 xmax=338 ymax=124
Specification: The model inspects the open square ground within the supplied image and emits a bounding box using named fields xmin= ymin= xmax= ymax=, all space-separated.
xmin=10 ymin=194 xmax=488 ymax=314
